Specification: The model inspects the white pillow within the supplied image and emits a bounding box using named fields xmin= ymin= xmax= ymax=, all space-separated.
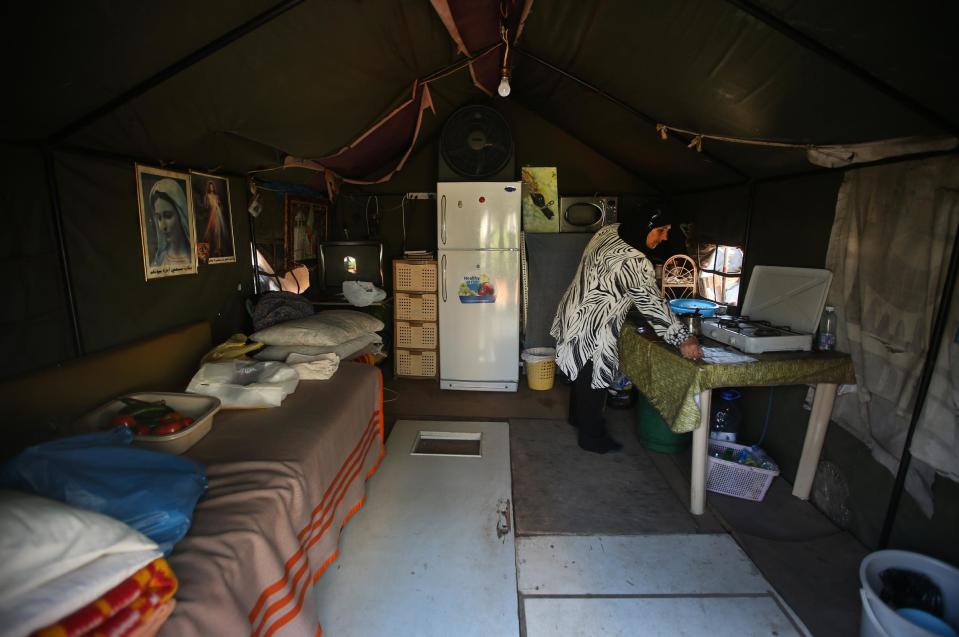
xmin=0 ymin=491 xmax=161 ymax=636
xmin=250 ymin=310 xmax=384 ymax=347
xmin=253 ymin=332 xmax=383 ymax=362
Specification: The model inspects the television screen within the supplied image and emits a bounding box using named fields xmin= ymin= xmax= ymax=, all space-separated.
xmin=318 ymin=241 xmax=384 ymax=292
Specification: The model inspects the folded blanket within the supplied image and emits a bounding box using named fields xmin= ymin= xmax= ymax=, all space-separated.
xmin=33 ymin=558 xmax=177 ymax=637
xmin=288 ymin=353 xmax=340 ymax=380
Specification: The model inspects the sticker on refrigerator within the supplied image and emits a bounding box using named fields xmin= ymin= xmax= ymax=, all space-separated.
xmin=458 ymin=275 xmax=496 ymax=303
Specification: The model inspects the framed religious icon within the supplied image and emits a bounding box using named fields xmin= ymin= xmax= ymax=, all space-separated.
xmin=284 ymin=195 xmax=328 ymax=267
xmin=190 ymin=171 xmax=236 ymax=264
xmin=136 ymin=164 xmax=197 ymax=280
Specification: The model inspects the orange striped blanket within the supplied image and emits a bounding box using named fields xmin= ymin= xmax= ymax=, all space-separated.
xmin=160 ymin=363 xmax=385 ymax=637
xmin=33 ymin=559 xmax=177 ymax=637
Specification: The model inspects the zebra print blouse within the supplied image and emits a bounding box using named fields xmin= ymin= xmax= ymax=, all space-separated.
xmin=550 ymin=224 xmax=689 ymax=389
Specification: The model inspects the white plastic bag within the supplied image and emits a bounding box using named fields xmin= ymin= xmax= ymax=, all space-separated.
xmin=521 ymin=347 xmax=556 ymax=364
xmin=186 ymin=360 xmax=299 ymax=409
xmin=342 ymin=280 xmax=386 ymax=307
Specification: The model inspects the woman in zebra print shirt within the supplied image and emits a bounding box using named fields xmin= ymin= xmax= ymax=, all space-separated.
xmin=551 ymin=204 xmax=703 ymax=453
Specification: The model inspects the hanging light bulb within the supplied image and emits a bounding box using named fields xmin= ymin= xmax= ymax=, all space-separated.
xmin=498 ymin=15 xmax=511 ymax=98
xmin=497 ymin=70 xmax=511 ymax=97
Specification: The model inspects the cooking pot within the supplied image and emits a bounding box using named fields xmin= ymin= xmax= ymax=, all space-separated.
xmin=679 ymin=310 xmax=702 ymax=335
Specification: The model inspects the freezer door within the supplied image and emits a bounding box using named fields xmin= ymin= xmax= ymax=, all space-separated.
xmin=438 ymin=182 xmax=521 ymax=250
xmin=439 ymin=250 xmax=519 ymax=388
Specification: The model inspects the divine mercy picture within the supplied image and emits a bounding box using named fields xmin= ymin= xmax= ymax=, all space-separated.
xmin=191 ymin=171 xmax=236 ymax=264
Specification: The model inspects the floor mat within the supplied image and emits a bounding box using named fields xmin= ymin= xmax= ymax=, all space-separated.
xmin=518 ymin=534 xmax=810 ymax=637
xmin=509 ymin=410 xmax=704 ymax=535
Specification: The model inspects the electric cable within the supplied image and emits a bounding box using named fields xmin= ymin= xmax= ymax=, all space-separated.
xmin=365 ymin=195 xmax=378 ymax=238
xmin=756 ymin=387 xmax=775 ymax=447
xmin=401 ymin=195 xmax=407 ymax=253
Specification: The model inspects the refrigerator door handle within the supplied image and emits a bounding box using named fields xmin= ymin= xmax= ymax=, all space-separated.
xmin=440 ymin=195 xmax=447 ymax=245
xmin=441 ymin=254 xmax=447 ymax=302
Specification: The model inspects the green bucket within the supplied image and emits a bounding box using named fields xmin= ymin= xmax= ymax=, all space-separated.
xmin=636 ymin=393 xmax=692 ymax=454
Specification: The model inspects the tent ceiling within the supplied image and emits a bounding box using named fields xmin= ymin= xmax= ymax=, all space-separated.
xmin=3 ymin=0 xmax=956 ymax=192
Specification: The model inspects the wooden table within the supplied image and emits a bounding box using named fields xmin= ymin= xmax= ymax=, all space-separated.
xmin=618 ymin=324 xmax=855 ymax=515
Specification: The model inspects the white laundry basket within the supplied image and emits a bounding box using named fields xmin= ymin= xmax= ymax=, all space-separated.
xmin=859 ymin=550 xmax=959 ymax=637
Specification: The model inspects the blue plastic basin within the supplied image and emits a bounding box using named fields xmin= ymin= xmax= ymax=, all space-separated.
xmin=668 ymin=298 xmax=721 ymax=317
xmin=896 ymin=609 xmax=959 ymax=637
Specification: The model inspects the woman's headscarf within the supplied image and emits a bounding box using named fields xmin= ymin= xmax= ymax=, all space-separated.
xmin=149 ymin=178 xmax=190 ymax=264
xmin=617 ymin=199 xmax=675 ymax=250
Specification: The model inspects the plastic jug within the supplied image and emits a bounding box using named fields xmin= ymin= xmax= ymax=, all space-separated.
xmin=710 ymin=389 xmax=743 ymax=442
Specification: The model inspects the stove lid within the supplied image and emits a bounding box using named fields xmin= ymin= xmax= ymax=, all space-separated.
xmin=741 ymin=266 xmax=832 ymax=334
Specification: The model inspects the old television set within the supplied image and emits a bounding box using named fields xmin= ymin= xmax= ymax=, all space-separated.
xmin=317 ymin=241 xmax=384 ymax=296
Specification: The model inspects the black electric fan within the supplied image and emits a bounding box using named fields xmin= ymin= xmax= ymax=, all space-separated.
xmin=438 ymin=105 xmax=515 ymax=181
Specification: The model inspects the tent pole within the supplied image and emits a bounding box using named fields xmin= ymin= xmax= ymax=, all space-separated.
xmin=737 ymin=180 xmax=757 ymax=308
xmin=671 ymin=148 xmax=959 ymax=198
xmin=42 ymin=147 xmax=84 ymax=357
xmin=50 ymin=0 xmax=305 ymax=143
xmin=878 ymin=220 xmax=959 ymax=548
xmin=514 ymin=47 xmax=750 ymax=182
xmin=56 ymin=143 xmax=247 ymax=178
xmin=724 ymin=0 xmax=959 ymax=137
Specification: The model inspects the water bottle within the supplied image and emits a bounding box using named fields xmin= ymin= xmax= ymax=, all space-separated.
xmin=710 ymin=389 xmax=742 ymax=443
xmin=816 ymin=306 xmax=837 ymax=351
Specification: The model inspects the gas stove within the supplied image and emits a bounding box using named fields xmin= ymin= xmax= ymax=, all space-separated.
xmin=700 ymin=316 xmax=813 ymax=353
xmin=698 ymin=265 xmax=833 ymax=354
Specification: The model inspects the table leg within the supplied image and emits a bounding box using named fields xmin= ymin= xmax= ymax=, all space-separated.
xmin=792 ymin=383 xmax=838 ymax=499
xmin=691 ymin=389 xmax=711 ymax=515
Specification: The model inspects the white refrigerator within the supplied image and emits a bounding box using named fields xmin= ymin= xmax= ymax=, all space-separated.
xmin=437 ymin=182 xmax=521 ymax=391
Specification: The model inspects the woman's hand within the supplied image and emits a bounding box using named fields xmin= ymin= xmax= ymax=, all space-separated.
xmin=679 ymin=335 xmax=704 ymax=360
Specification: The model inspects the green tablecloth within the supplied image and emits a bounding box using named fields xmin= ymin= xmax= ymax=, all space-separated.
xmin=618 ymin=324 xmax=856 ymax=433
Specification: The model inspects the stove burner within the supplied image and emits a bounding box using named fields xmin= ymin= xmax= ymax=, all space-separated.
xmin=711 ymin=318 xmax=795 ymax=337
xmin=753 ymin=327 xmax=781 ymax=337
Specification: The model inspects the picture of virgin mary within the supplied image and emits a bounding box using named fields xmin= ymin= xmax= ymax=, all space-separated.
xmin=136 ymin=165 xmax=197 ymax=279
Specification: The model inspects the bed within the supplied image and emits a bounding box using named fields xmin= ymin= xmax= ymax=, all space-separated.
xmin=0 ymin=322 xmax=385 ymax=637
xmin=161 ymin=361 xmax=384 ymax=637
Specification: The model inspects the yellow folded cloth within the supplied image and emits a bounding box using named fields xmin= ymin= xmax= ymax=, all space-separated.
xmin=200 ymin=334 xmax=264 ymax=365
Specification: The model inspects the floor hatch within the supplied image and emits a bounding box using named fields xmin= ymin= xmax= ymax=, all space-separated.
xmin=411 ymin=430 xmax=482 ymax=457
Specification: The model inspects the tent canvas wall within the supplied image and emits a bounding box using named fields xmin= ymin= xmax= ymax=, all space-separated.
xmin=2 ymin=0 xmax=958 ymax=565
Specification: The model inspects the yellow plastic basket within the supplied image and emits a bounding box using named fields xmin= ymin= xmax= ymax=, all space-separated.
xmin=522 ymin=348 xmax=556 ymax=390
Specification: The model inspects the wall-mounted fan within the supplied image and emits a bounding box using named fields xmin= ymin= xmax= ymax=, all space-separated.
xmin=438 ymin=105 xmax=515 ymax=181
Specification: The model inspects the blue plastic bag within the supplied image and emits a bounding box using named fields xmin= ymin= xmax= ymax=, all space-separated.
xmin=0 ymin=428 xmax=207 ymax=554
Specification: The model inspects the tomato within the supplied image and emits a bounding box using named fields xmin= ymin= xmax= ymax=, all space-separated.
xmin=159 ymin=411 xmax=183 ymax=423
xmin=110 ymin=414 xmax=138 ymax=429
xmin=152 ymin=422 xmax=184 ymax=436
xmin=134 ymin=424 xmax=152 ymax=436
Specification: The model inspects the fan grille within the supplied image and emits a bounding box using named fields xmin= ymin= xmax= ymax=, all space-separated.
xmin=440 ymin=105 xmax=514 ymax=179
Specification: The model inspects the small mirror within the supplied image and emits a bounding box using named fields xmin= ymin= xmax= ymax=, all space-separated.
xmin=344 ymin=256 xmax=357 ymax=274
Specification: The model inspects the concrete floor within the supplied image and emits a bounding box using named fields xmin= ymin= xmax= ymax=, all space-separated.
xmin=381 ymin=376 xmax=869 ymax=637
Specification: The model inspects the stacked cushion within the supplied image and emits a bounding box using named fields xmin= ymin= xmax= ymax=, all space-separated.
xmin=0 ymin=491 xmax=162 ymax=637
xmin=250 ymin=310 xmax=384 ymax=348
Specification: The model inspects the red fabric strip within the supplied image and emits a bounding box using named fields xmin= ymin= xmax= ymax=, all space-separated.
xmin=249 ymin=416 xmax=379 ymax=630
